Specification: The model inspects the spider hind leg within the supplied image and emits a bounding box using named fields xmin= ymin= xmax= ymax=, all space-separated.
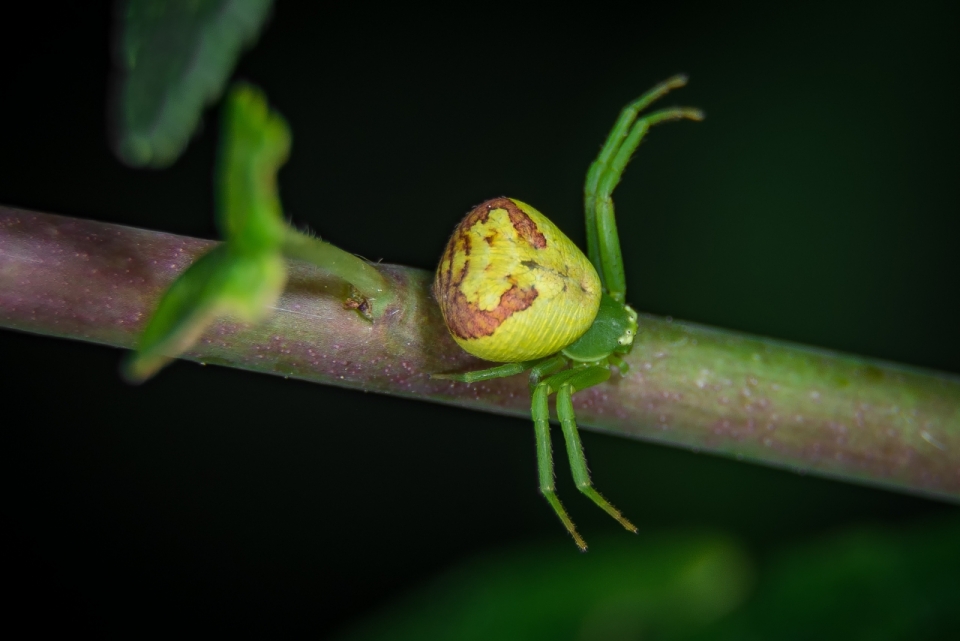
xmin=555 ymin=366 xmax=636 ymax=533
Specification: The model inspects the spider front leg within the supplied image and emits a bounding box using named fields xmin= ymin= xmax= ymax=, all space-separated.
xmin=584 ymin=75 xmax=704 ymax=301
xmin=533 ymin=364 xmax=636 ymax=550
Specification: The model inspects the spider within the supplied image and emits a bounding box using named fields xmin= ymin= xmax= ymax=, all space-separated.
xmin=433 ymin=76 xmax=702 ymax=550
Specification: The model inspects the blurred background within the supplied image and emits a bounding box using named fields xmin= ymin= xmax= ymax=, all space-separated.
xmin=1 ymin=1 xmax=958 ymax=637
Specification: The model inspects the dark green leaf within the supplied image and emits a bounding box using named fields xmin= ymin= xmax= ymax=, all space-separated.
xmin=111 ymin=0 xmax=274 ymax=168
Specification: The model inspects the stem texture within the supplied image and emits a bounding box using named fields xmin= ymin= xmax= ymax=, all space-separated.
xmin=1 ymin=205 xmax=958 ymax=501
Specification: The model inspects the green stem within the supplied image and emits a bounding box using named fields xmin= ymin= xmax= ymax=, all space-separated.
xmin=1 ymin=205 xmax=958 ymax=502
xmin=281 ymin=228 xmax=392 ymax=318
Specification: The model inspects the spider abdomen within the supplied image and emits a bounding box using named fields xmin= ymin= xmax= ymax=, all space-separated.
xmin=435 ymin=197 xmax=601 ymax=363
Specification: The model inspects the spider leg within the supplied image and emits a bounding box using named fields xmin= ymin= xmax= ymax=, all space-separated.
xmin=608 ymin=353 xmax=629 ymax=375
xmin=527 ymin=354 xmax=568 ymax=389
xmin=432 ymin=358 xmax=545 ymax=383
xmin=553 ymin=365 xmax=637 ymax=533
xmin=583 ymin=76 xmax=703 ymax=302
xmin=532 ymin=379 xmax=586 ymax=551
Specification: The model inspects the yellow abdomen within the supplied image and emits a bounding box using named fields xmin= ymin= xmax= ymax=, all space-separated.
xmin=434 ymin=198 xmax=602 ymax=363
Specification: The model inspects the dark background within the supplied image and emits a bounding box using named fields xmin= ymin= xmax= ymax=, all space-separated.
xmin=1 ymin=1 xmax=958 ymax=636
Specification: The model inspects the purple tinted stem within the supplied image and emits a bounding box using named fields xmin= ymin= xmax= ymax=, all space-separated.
xmin=1 ymin=205 xmax=958 ymax=501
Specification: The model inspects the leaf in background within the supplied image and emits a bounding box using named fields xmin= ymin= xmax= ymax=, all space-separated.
xmin=111 ymin=0 xmax=274 ymax=168
xmin=332 ymin=534 xmax=753 ymax=641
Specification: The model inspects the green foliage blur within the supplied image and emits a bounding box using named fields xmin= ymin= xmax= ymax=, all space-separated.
xmin=336 ymin=533 xmax=753 ymax=641
xmin=696 ymin=518 xmax=960 ymax=641
xmin=334 ymin=520 xmax=959 ymax=640
xmin=0 ymin=0 xmax=957 ymax=637
xmin=112 ymin=0 xmax=274 ymax=167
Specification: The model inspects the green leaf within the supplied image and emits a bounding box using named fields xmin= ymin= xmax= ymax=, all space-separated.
xmin=124 ymin=82 xmax=292 ymax=381
xmin=125 ymin=81 xmax=394 ymax=380
xmin=123 ymin=244 xmax=286 ymax=382
xmin=216 ymin=82 xmax=290 ymax=254
xmin=111 ymin=0 xmax=274 ymax=168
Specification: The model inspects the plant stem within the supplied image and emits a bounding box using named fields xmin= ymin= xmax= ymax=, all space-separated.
xmin=2 ymin=205 xmax=958 ymax=501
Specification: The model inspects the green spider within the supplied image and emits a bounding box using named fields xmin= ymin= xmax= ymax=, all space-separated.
xmin=433 ymin=76 xmax=702 ymax=550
